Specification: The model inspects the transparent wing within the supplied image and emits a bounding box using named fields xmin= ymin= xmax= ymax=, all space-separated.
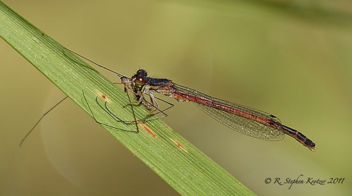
xmin=174 ymin=84 xmax=285 ymax=141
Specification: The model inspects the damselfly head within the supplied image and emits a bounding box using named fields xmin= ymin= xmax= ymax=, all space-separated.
xmin=133 ymin=69 xmax=148 ymax=86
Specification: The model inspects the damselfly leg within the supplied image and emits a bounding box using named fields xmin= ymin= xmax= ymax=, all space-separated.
xmin=81 ymin=90 xmax=139 ymax=133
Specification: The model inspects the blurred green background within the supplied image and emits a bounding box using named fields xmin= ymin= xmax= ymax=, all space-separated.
xmin=1 ymin=0 xmax=352 ymax=195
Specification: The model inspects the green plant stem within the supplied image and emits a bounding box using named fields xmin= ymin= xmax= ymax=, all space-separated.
xmin=0 ymin=1 xmax=254 ymax=195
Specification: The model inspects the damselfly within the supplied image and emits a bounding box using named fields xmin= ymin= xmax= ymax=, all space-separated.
xmin=22 ymin=48 xmax=316 ymax=151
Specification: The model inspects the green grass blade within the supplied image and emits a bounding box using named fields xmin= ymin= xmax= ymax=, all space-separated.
xmin=0 ymin=1 xmax=254 ymax=195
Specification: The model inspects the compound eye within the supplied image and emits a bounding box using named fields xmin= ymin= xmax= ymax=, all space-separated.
xmin=135 ymin=76 xmax=146 ymax=85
